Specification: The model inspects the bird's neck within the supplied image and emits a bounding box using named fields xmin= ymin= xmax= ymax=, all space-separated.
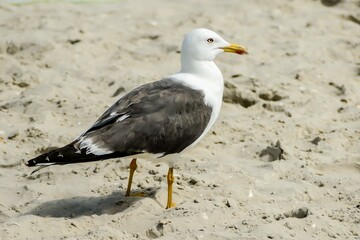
xmin=180 ymin=58 xmax=223 ymax=82
xmin=175 ymin=58 xmax=224 ymax=106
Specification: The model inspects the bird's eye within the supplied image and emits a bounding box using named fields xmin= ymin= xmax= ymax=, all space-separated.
xmin=207 ymin=38 xmax=214 ymax=43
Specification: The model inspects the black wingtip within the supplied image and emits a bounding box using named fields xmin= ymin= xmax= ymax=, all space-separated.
xmin=26 ymin=159 xmax=37 ymax=167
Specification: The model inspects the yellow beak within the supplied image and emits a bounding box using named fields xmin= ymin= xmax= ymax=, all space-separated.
xmin=221 ymin=43 xmax=248 ymax=55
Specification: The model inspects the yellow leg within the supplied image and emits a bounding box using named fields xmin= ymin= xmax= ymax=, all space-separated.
xmin=166 ymin=167 xmax=176 ymax=209
xmin=125 ymin=158 xmax=137 ymax=197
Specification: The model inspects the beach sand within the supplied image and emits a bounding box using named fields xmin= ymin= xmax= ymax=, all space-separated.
xmin=0 ymin=0 xmax=359 ymax=239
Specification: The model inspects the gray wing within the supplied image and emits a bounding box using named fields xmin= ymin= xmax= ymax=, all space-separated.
xmin=75 ymin=79 xmax=212 ymax=156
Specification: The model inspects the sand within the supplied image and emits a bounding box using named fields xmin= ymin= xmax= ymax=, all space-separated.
xmin=0 ymin=0 xmax=359 ymax=239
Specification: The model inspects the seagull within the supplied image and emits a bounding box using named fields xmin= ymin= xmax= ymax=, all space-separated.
xmin=26 ymin=28 xmax=248 ymax=209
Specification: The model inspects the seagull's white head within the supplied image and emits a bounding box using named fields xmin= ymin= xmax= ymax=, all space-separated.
xmin=181 ymin=28 xmax=248 ymax=62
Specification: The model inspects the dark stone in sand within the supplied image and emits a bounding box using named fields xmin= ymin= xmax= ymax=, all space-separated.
xmin=321 ymin=0 xmax=341 ymax=7
xmin=260 ymin=140 xmax=285 ymax=161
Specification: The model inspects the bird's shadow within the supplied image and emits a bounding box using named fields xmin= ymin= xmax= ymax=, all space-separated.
xmin=26 ymin=188 xmax=158 ymax=218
